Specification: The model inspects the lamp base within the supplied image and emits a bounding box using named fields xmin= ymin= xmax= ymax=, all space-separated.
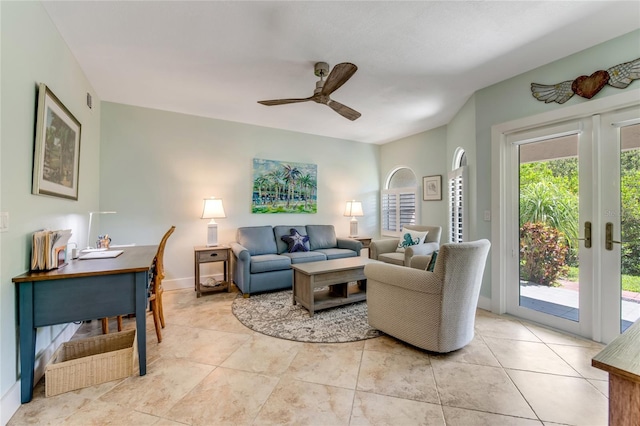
xmin=207 ymin=223 xmax=219 ymax=247
xmin=349 ymin=219 xmax=358 ymax=238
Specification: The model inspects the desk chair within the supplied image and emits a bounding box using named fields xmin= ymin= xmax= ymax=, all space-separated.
xmin=102 ymin=226 xmax=176 ymax=342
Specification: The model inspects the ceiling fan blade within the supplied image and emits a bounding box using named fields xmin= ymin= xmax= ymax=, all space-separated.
xmin=321 ymin=63 xmax=357 ymax=96
xmin=258 ymin=97 xmax=313 ymax=106
xmin=327 ymin=100 xmax=361 ymax=121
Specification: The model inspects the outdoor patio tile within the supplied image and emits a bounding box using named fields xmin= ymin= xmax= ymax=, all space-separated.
xmin=507 ymin=369 xmax=608 ymax=425
xmin=351 ymin=391 xmax=445 ymax=425
xmin=431 ymin=360 xmax=536 ymax=419
xmin=442 ymin=406 xmax=543 ymax=425
xmin=483 ymin=337 xmax=580 ymax=377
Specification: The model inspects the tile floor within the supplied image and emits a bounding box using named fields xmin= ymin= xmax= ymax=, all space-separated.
xmin=8 ymin=287 xmax=610 ymax=426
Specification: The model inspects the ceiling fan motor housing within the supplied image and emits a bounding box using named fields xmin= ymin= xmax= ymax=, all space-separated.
xmin=314 ymin=62 xmax=329 ymax=78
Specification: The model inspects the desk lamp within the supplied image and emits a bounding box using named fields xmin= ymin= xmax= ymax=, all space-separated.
xmin=343 ymin=200 xmax=364 ymax=237
xmin=201 ymin=197 xmax=226 ymax=246
xmin=85 ymin=211 xmax=116 ymax=251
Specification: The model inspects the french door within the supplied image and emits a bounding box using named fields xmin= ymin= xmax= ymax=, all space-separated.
xmin=502 ymin=104 xmax=640 ymax=343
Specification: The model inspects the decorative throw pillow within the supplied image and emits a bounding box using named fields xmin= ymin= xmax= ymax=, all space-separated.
xmin=281 ymin=228 xmax=310 ymax=253
xmin=396 ymin=230 xmax=428 ymax=253
xmin=426 ymin=250 xmax=439 ymax=272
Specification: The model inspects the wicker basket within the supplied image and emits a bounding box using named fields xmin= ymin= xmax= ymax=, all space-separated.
xmin=45 ymin=329 xmax=137 ymax=397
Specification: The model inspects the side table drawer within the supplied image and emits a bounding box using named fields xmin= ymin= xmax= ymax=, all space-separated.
xmin=198 ymin=249 xmax=228 ymax=263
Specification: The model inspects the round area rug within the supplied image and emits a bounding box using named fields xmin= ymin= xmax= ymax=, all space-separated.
xmin=231 ymin=290 xmax=381 ymax=343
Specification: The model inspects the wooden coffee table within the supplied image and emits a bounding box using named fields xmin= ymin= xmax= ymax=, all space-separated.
xmin=291 ymin=257 xmax=379 ymax=317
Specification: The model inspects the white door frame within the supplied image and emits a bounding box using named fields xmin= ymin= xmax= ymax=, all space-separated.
xmin=491 ymin=89 xmax=640 ymax=343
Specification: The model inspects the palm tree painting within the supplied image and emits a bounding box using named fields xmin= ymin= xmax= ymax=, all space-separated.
xmin=252 ymin=158 xmax=317 ymax=214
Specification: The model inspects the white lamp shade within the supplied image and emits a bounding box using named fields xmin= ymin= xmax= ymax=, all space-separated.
xmin=343 ymin=201 xmax=364 ymax=217
xmin=201 ymin=198 xmax=226 ymax=219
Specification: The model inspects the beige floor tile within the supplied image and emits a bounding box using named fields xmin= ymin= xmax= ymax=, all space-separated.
xmin=357 ymin=350 xmax=439 ymax=403
xmin=253 ymin=378 xmax=354 ymax=425
xmin=432 ymin=360 xmax=536 ymax=419
xmin=221 ymin=332 xmax=302 ymax=375
xmin=6 ymin=391 xmax=91 ymax=425
xmin=483 ymin=337 xmax=580 ymax=376
xmin=547 ymin=343 xmax=609 ymax=380
xmin=474 ymin=315 xmax=542 ymax=342
xmin=363 ymin=334 xmax=425 ymax=355
xmin=524 ymin=323 xmax=605 ymax=348
xmin=350 ymin=391 xmax=445 ymax=425
xmin=430 ymin=334 xmax=501 ymax=367
xmin=164 ymin=367 xmax=280 ymax=425
xmin=283 ymin=342 xmax=363 ymax=389
xmin=442 ymin=406 xmax=543 ymax=425
xmin=61 ymin=398 xmax=161 ymax=425
xmin=98 ymin=357 xmax=215 ymax=417
xmin=159 ymin=323 xmax=250 ymax=365
xmin=507 ymin=369 xmax=609 ymax=425
xmin=588 ymin=378 xmax=609 ymax=397
xmin=165 ymin=295 xmax=252 ymax=334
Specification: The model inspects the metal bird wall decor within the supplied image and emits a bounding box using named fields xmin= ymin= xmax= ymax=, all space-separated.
xmin=531 ymin=57 xmax=640 ymax=104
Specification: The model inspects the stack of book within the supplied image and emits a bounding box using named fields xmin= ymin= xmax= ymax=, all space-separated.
xmin=31 ymin=229 xmax=72 ymax=271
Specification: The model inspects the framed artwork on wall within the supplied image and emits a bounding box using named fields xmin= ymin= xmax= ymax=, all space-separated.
xmin=252 ymin=158 xmax=317 ymax=213
xmin=32 ymin=83 xmax=81 ymax=200
xmin=423 ymin=175 xmax=442 ymax=201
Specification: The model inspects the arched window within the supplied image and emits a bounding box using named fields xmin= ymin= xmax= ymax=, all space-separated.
xmin=448 ymin=148 xmax=468 ymax=243
xmin=381 ymin=167 xmax=418 ymax=236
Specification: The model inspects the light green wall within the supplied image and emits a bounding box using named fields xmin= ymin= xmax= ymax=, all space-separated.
xmin=0 ymin=0 xmax=101 ymax=412
xmin=448 ymin=28 xmax=640 ymax=299
xmin=379 ymin=126 xmax=448 ymax=231
xmin=99 ymin=102 xmax=380 ymax=287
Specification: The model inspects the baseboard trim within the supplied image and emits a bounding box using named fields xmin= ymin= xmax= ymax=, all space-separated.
xmin=163 ymin=274 xmax=223 ymax=291
xmin=1 ymin=322 xmax=80 ymax=424
xmin=477 ymin=295 xmax=491 ymax=311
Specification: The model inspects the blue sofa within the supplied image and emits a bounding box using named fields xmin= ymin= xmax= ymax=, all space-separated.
xmin=230 ymin=225 xmax=362 ymax=296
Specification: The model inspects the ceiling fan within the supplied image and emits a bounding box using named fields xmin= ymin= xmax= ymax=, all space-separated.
xmin=258 ymin=62 xmax=361 ymax=121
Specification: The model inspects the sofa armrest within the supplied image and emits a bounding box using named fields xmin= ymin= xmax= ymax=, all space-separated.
xmin=369 ymin=238 xmax=399 ymax=260
xmin=230 ymin=242 xmax=250 ymax=262
xmin=364 ymin=263 xmax=442 ymax=295
xmin=403 ymin=242 xmax=439 ymax=264
xmin=337 ymin=238 xmax=362 ymax=255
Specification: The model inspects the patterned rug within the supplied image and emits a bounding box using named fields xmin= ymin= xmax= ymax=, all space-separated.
xmin=231 ymin=289 xmax=381 ymax=343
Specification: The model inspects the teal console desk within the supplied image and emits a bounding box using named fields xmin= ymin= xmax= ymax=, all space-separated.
xmin=12 ymin=245 xmax=157 ymax=403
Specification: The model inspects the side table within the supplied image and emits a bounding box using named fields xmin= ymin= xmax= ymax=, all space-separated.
xmin=194 ymin=245 xmax=231 ymax=297
xmin=350 ymin=236 xmax=372 ymax=257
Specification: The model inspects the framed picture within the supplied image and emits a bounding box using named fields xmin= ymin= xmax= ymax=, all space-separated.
xmin=423 ymin=175 xmax=442 ymax=201
xmin=32 ymin=83 xmax=81 ymax=200
xmin=251 ymin=158 xmax=317 ymax=214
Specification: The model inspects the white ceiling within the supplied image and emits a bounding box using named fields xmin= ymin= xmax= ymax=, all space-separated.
xmin=42 ymin=1 xmax=640 ymax=144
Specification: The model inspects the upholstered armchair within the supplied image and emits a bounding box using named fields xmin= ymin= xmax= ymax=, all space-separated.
xmin=364 ymin=239 xmax=491 ymax=353
xmin=369 ymin=225 xmax=441 ymax=266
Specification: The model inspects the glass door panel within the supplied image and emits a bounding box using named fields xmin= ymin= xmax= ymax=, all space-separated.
xmin=518 ymin=135 xmax=581 ymax=322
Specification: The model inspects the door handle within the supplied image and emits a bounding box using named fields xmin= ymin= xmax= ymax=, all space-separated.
xmin=578 ymin=221 xmax=591 ymax=248
xmin=605 ymin=222 xmax=622 ymax=251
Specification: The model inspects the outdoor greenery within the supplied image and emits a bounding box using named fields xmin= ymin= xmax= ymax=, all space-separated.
xmin=563 ymin=266 xmax=640 ymax=293
xmin=520 ymin=222 xmax=569 ymax=286
xmin=520 ymin=149 xmax=640 ymax=286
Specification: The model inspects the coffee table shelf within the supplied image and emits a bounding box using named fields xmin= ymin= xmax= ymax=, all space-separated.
xmin=291 ymin=257 xmax=378 ymax=317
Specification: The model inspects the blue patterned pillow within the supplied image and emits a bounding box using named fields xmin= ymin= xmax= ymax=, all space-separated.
xmin=426 ymin=250 xmax=439 ymax=272
xmin=281 ymin=228 xmax=310 ymax=253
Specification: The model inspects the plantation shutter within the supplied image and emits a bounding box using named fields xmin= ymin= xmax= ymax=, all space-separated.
xmin=448 ymin=166 xmax=467 ymax=243
xmin=381 ymin=188 xmax=417 ymax=236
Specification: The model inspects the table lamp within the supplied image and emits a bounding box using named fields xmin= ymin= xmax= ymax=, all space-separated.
xmin=85 ymin=211 xmax=116 ymax=250
xmin=343 ymin=200 xmax=364 ymax=237
xmin=201 ymin=197 xmax=226 ymax=246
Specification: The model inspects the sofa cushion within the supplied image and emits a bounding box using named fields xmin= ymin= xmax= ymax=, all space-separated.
xmin=315 ymin=248 xmax=358 ymax=260
xmin=237 ymin=226 xmax=278 ymax=255
xmin=274 ymin=226 xmax=309 ymax=254
xmin=250 ymin=254 xmax=291 ymax=273
xmin=396 ymin=230 xmax=428 ymax=253
xmin=378 ymin=252 xmax=406 ymax=266
xmin=306 ymin=225 xmax=337 ymax=250
xmin=282 ymin=251 xmax=327 ymax=264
